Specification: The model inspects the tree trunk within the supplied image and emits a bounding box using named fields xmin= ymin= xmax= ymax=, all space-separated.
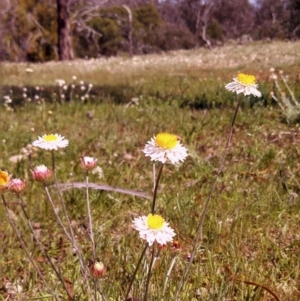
xmin=195 ymin=1 xmax=213 ymax=49
xmin=56 ymin=0 xmax=73 ymax=60
xmin=122 ymin=5 xmax=133 ymax=57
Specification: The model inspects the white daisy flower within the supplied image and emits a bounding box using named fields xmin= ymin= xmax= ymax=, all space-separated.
xmin=132 ymin=214 xmax=176 ymax=246
xmin=225 ymin=73 xmax=262 ymax=97
xmin=32 ymin=134 xmax=69 ymax=150
xmin=142 ymin=133 xmax=188 ymax=164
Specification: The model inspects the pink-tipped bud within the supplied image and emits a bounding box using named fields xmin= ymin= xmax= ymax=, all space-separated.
xmin=31 ymin=165 xmax=52 ymax=182
xmin=91 ymin=262 xmax=105 ymax=278
xmin=80 ymin=156 xmax=97 ymax=171
xmin=8 ymin=179 xmax=26 ymax=193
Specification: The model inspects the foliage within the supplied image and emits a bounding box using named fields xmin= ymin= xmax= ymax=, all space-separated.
xmin=207 ymin=19 xmax=223 ymax=41
xmin=1 ymin=0 xmax=300 ymax=62
xmin=289 ymin=0 xmax=300 ymax=38
xmin=3 ymin=0 xmax=57 ymax=62
xmin=73 ymin=4 xmax=165 ymax=57
xmin=154 ymin=23 xmax=196 ymax=51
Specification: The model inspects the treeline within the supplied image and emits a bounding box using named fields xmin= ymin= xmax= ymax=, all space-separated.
xmin=0 ymin=0 xmax=299 ymax=62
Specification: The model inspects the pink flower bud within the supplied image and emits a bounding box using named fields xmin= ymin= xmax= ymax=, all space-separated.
xmin=80 ymin=156 xmax=97 ymax=171
xmin=31 ymin=165 xmax=52 ymax=182
xmin=91 ymin=262 xmax=105 ymax=278
xmin=9 ymin=179 xmax=26 ymax=193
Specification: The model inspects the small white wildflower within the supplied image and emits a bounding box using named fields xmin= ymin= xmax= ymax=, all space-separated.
xmin=225 ymin=73 xmax=261 ymax=97
xmin=132 ymin=214 xmax=176 ymax=246
xmin=32 ymin=134 xmax=69 ymax=151
xmin=143 ymin=133 xmax=188 ymax=164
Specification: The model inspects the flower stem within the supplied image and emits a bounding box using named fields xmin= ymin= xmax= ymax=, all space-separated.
xmin=143 ymin=244 xmax=156 ymax=301
xmin=16 ymin=194 xmax=72 ymax=300
xmin=51 ymin=151 xmax=76 ymax=244
xmin=51 ymin=151 xmax=91 ymax=272
xmin=85 ymin=172 xmax=97 ymax=301
xmin=95 ymin=280 xmax=109 ymax=301
xmin=175 ymin=95 xmax=242 ymax=299
xmin=86 ymin=173 xmax=97 ymax=261
xmin=1 ymin=195 xmax=59 ymax=300
xmin=163 ymin=254 xmax=177 ymax=295
xmin=151 ymin=163 xmax=164 ymax=214
xmin=124 ymin=243 xmax=148 ymax=301
xmin=44 ymin=180 xmax=92 ymax=299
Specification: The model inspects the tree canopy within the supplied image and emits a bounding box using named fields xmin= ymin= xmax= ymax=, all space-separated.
xmin=0 ymin=0 xmax=299 ymax=62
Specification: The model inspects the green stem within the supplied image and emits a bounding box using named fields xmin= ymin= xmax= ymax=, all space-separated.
xmin=86 ymin=172 xmax=97 ymax=261
xmin=124 ymin=243 xmax=149 ymax=301
xmin=143 ymin=244 xmax=156 ymax=301
xmin=16 ymin=194 xmax=72 ymax=300
xmin=163 ymin=255 xmax=177 ymax=295
xmin=1 ymin=195 xmax=59 ymax=300
xmin=50 ymin=151 xmax=93 ymax=298
xmin=85 ymin=172 xmax=97 ymax=301
xmin=175 ymin=95 xmax=242 ymax=299
xmin=151 ymin=163 xmax=164 ymax=214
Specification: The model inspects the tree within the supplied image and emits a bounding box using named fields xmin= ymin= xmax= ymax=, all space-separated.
xmin=180 ymin=0 xmax=221 ymax=48
xmin=195 ymin=0 xmax=215 ymax=48
xmin=254 ymin=0 xmax=290 ymax=39
xmin=56 ymin=0 xmax=73 ymax=60
xmin=213 ymin=0 xmax=255 ymax=39
xmin=289 ymin=0 xmax=300 ymax=38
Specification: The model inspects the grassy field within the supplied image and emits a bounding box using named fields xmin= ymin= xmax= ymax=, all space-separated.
xmin=1 ymin=41 xmax=300 ymax=301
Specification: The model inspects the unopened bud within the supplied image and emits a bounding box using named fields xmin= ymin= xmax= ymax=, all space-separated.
xmin=9 ymin=179 xmax=26 ymax=193
xmin=80 ymin=156 xmax=97 ymax=171
xmin=31 ymin=165 xmax=52 ymax=182
xmin=91 ymin=262 xmax=105 ymax=278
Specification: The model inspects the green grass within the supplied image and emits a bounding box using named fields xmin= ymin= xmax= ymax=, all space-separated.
xmin=1 ymin=41 xmax=300 ymax=301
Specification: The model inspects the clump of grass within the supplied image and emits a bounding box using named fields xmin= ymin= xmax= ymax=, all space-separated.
xmin=269 ymin=68 xmax=300 ymax=124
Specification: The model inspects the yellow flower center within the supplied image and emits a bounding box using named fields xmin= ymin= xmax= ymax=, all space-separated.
xmin=147 ymin=214 xmax=164 ymax=229
xmin=155 ymin=133 xmax=178 ymax=149
xmin=43 ymin=134 xmax=58 ymax=142
xmin=237 ymin=73 xmax=256 ymax=85
xmin=0 ymin=171 xmax=9 ymax=186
